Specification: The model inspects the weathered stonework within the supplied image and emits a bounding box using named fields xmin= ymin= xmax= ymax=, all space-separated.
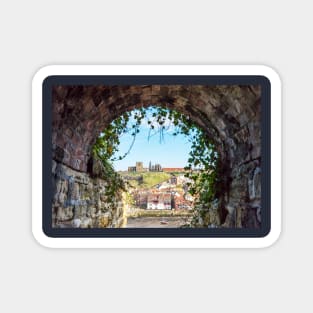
xmin=52 ymin=85 xmax=262 ymax=228
xmin=52 ymin=160 xmax=126 ymax=228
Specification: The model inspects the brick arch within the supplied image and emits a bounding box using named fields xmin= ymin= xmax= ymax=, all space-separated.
xmin=52 ymin=84 xmax=261 ymax=228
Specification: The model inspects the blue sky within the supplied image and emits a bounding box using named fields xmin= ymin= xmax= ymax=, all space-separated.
xmin=111 ymin=110 xmax=192 ymax=171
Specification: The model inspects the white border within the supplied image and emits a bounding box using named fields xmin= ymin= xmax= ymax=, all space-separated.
xmin=32 ymin=65 xmax=281 ymax=248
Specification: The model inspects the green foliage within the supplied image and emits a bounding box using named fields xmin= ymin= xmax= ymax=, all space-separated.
xmin=184 ymin=132 xmax=218 ymax=205
xmin=91 ymin=151 xmax=126 ymax=202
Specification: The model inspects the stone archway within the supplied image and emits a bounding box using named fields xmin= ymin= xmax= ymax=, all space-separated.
xmin=52 ymin=85 xmax=261 ymax=228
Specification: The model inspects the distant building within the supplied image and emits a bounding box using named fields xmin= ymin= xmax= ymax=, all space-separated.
xmin=128 ymin=161 xmax=144 ymax=172
xmin=149 ymin=162 xmax=162 ymax=172
xmin=136 ymin=162 xmax=143 ymax=172
xmin=163 ymin=167 xmax=185 ymax=173
xmin=128 ymin=162 xmax=185 ymax=173
xmin=128 ymin=166 xmax=137 ymax=172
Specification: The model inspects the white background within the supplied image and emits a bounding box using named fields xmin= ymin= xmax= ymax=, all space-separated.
xmin=0 ymin=0 xmax=310 ymax=312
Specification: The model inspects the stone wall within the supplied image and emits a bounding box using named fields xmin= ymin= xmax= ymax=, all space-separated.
xmin=52 ymin=85 xmax=262 ymax=228
xmin=223 ymin=159 xmax=261 ymax=228
xmin=52 ymin=160 xmax=126 ymax=228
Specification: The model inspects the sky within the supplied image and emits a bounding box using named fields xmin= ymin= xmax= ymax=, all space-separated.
xmin=111 ymin=110 xmax=193 ymax=171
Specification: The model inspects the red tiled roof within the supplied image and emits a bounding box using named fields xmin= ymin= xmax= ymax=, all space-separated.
xmin=163 ymin=168 xmax=185 ymax=172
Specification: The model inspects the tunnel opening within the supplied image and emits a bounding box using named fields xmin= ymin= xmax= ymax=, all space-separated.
xmin=88 ymin=105 xmax=220 ymax=228
xmin=51 ymin=85 xmax=261 ymax=229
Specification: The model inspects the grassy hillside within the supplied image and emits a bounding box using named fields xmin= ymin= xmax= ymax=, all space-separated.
xmin=119 ymin=171 xmax=171 ymax=189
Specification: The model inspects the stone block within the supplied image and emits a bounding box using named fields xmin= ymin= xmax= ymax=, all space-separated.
xmin=248 ymin=167 xmax=261 ymax=200
xmin=98 ymin=213 xmax=111 ymax=228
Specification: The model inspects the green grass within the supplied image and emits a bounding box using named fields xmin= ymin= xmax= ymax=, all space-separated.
xmin=141 ymin=172 xmax=171 ymax=188
xmin=119 ymin=171 xmax=171 ymax=189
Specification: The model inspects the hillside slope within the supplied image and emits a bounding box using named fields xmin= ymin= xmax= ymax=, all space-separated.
xmin=119 ymin=171 xmax=171 ymax=188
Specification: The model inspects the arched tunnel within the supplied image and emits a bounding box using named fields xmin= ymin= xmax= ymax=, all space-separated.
xmin=51 ymin=85 xmax=262 ymax=228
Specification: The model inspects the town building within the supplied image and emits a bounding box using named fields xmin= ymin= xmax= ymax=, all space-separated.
xmin=170 ymin=176 xmax=177 ymax=185
xmin=131 ymin=187 xmax=193 ymax=211
xmin=133 ymin=191 xmax=149 ymax=209
xmin=147 ymin=193 xmax=172 ymax=210
xmin=173 ymin=195 xmax=193 ymax=210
